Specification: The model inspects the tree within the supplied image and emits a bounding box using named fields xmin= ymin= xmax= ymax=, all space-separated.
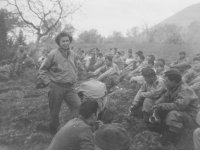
xmin=126 ymin=26 xmax=140 ymax=43
xmin=40 ymin=19 xmax=62 ymax=44
xmin=141 ymin=22 xmax=150 ymax=41
xmin=147 ymin=24 xmax=183 ymax=44
xmin=4 ymin=0 xmax=83 ymax=54
xmin=63 ymin=24 xmax=75 ymax=36
xmin=0 ymin=10 xmax=8 ymax=60
xmin=107 ymin=31 xmax=124 ymax=43
xmin=183 ymin=21 xmax=200 ymax=44
xmin=40 ymin=23 xmax=75 ymax=45
xmin=0 ymin=9 xmax=22 ymax=39
xmin=77 ymin=29 xmax=102 ymax=43
xmin=126 ymin=27 xmax=140 ymax=38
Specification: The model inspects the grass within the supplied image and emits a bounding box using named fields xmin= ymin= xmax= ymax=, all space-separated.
xmin=0 ymin=43 xmax=199 ymax=150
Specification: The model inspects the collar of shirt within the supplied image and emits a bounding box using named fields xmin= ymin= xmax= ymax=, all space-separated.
xmin=78 ymin=115 xmax=90 ymax=126
xmin=169 ymin=81 xmax=182 ymax=95
xmin=58 ymin=47 xmax=70 ymax=59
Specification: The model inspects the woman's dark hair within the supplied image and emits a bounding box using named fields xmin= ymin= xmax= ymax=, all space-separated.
xmin=165 ymin=74 xmax=182 ymax=84
xmin=55 ymin=31 xmax=73 ymax=46
xmin=105 ymin=55 xmax=113 ymax=62
xmin=79 ymin=100 xmax=99 ymax=119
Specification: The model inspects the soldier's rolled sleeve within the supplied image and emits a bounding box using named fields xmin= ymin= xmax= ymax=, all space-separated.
xmin=132 ymin=84 xmax=146 ymax=105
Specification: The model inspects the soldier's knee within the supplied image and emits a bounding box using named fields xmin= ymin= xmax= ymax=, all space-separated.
xmin=165 ymin=110 xmax=182 ymax=127
xmin=142 ymin=98 xmax=154 ymax=113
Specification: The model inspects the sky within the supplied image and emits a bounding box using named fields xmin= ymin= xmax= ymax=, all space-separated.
xmin=70 ymin=0 xmax=200 ymax=37
xmin=2 ymin=0 xmax=200 ymax=40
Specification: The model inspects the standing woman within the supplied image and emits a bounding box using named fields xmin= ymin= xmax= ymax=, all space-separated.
xmin=39 ymin=31 xmax=81 ymax=136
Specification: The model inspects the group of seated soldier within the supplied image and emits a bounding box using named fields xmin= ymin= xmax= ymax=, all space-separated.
xmin=73 ymin=47 xmax=200 ymax=148
xmin=126 ymin=53 xmax=200 ymax=147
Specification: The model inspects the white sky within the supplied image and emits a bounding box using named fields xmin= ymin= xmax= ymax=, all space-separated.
xmin=2 ymin=0 xmax=200 ymax=40
xmin=70 ymin=0 xmax=200 ymax=37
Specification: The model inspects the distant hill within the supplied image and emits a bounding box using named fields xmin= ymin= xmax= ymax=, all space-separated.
xmin=160 ymin=3 xmax=200 ymax=27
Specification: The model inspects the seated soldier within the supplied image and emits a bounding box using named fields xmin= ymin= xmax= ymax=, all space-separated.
xmin=88 ymin=52 xmax=96 ymax=72
xmin=124 ymin=51 xmax=144 ymax=71
xmin=129 ymin=59 xmax=155 ymax=85
xmin=182 ymin=57 xmax=200 ymax=105
xmin=47 ymin=100 xmax=99 ymax=150
xmin=120 ymin=54 xmax=145 ymax=82
xmin=154 ymin=61 xmax=165 ymax=78
xmin=170 ymin=51 xmax=191 ymax=74
xmin=0 ymin=61 xmax=14 ymax=81
xmin=129 ymin=67 xmax=166 ymax=122
xmin=94 ymin=123 xmax=131 ymax=150
xmin=89 ymin=55 xmax=120 ymax=93
xmin=94 ymin=53 xmax=104 ymax=70
xmin=124 ymin=49 xmax=134 ymax=67
xmin=121 ymin=51 xmax=126 ymax=61
xmin=84 ymin=52 xmax=92 ymax=70
xmin=127 ymin=54 xmax=146 ymax=77
xmin=143 ymin=54 xmax=155 ymax=67
xmin=79 ymin=50 xmax=85 ymax=65
xmin=152 ymin=69 xmax=198 ymax=145
xmin=77 ymin=78 xmax=108 ymax=113
xmin=156 ymin=58 xmax=170 ymax=71
xmin=113 ymin=51 xmax=125 ymax=70
xmin=76 ymin=57 xmax=87 ymax=81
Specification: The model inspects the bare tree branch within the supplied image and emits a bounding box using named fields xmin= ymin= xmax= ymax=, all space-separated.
xmin=4 ymin=0 xmax=83 ymax=53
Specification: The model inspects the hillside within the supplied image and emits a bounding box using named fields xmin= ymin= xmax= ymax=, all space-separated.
xmin=160 ymin=3 xmax=200 ymax=27
xmin=1 ymin=43 xmax=199 ymax=150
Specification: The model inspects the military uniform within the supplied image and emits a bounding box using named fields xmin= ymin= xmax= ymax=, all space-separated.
xmin=182 ymin=69 xmax=200 ymax=105
xmin=132 ymin=76 xmax=166 ymax=114
xmin=39 ymin=48 xmax=81 ymax=134
xmin=155 ymin=82 xmax=198 ymax=133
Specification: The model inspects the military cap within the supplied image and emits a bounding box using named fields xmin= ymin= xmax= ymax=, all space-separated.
xmin=165 ymin=69 xmax=181 ymax=76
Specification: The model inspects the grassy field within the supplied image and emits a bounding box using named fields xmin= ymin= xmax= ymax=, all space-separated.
xmin=0 ymin=43 xmax=200 ymax=150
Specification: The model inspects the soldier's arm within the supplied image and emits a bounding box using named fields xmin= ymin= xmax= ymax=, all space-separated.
xmin=38 ymin=53 xmax=53 ymax=85
xmin=173 ymin=58 xmax=190 ymax=68
xmin=132 ymin=84 xmax=146 ymax=106
xmin=155 ymin=92 xmax=168 ymax=105
xmin=159 ymin=90 xmax=191 ymax=111
xmin=140 ymin=81 xmax=166 ymax=98
xmin=97 ymin=66 xmax=117 ymax=81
